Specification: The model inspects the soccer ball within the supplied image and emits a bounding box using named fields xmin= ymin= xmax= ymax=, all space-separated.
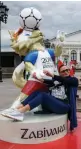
xmin=19 ymin=7 xmax=42 ymax=31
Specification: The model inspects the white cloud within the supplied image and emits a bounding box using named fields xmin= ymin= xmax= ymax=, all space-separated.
xmin=1 ymin=1 xmax=81 ymax=49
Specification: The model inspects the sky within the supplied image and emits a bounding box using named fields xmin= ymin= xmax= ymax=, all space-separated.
xmin=1 ymin=1 xmax=81 ymax=50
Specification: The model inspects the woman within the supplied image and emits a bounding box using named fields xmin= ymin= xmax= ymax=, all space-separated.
xmin=2 ymin=64 xmax=78 ymax=131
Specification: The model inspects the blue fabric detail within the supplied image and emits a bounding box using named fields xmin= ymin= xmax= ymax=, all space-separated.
xmin=69 ymin=87 xmax=77 ymax=130
xmin=25 ymin=34 xmax=30 ymax=36
xmin=24 ymin=50 xmax=38 ymax=65
xmin=46 ymin=48 xmax=55 ymax=61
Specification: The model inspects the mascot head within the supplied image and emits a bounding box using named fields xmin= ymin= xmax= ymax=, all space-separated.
xmin=9 ymin=7 xmax=44 ymax=56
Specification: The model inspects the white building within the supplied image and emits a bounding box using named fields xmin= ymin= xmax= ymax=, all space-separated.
xmin=50 ymin=30 xmax=81 ymax=68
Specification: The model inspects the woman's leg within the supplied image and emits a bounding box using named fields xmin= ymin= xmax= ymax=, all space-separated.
xmin=41 ymin=93 xmax=70 ymax=114
xmin=18 ymin=92 xmax=70 ymax=114
xmin=18 ymin=91 xmax=44 ymax=112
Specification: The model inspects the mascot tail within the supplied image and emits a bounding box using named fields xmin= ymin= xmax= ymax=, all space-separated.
xmin=12 ymin=61 xmax=26 ymax=89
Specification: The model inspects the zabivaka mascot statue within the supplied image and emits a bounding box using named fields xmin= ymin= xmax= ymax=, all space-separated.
xmin=1 ymin=7 xmax=64 ymax=116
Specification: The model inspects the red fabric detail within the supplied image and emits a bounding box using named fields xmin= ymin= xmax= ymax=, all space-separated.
xmin=57 ymin=60 xmax=64 ymax=71
xmin=22 ymin=80 xmax=48 ymax=95
xmin=70 ymin=67 xmax=75 ymax=76
xmin=69 ymin=60 xmax=76 ymax=76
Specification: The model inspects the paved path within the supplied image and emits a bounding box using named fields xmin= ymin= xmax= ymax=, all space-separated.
xmin=0 ymin=79 xmax=20 ymax=110
xmin=0 ymin=78 xmax=81 ymax=111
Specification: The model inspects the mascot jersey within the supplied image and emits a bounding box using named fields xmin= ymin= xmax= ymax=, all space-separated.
xmin=22 ymin=48 xmax=55 ymax=95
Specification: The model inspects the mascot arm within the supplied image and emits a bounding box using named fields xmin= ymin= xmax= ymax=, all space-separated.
xmin=55 ymin=31 xmax=65 ymax=57
xmin=24 ymin=51 xmax=46 ymax=79
xmin=25 ymin=62 xmax=35 ymax=73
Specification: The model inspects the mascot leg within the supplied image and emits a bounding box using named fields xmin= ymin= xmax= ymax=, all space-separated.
xmin=1 ymin=93 xmax=28 ymax=115
xmin=10 ymin=93 xmax=28 ymax=109
xmin=1 ymin=61 xmax=28 ymax=115
xmin=1 ymin=80 xmax=48 ymax=115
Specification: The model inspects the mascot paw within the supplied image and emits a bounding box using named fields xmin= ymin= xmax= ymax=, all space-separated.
xmin=32 ymin=70 xmax=46 ymax=80
xmin=32 ymin=70 xmax=52 ymax=80
xmin=32 ymin=71 xmax=44 ymax=79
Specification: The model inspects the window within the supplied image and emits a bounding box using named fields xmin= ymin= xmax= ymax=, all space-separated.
xmin=1 ymin=55 xmax=14 ymax=67
xmin=71 ymin=50 xmax=77 ymax=61
xmin=80 ymin=52 xmax=81 ymax=61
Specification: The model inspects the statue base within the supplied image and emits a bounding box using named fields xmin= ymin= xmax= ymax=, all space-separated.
xmin=0 ymin=112 xmax=67 ymax=144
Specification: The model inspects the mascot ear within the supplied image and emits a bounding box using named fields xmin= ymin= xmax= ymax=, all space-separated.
xmin=8 ymin=28 xmax=23 ymax=41
xmin=8 ymin=30 xmax=15 ymax=39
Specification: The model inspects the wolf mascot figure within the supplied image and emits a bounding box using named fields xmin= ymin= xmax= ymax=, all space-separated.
xmin=1 ymin=7 xmax=65 ymax=115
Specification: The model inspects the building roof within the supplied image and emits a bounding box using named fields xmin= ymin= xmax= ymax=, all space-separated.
xmin=50 ymin=30 xmax=81 ymax=42
xmin=65 ymin=30 xmax=81 ymax=37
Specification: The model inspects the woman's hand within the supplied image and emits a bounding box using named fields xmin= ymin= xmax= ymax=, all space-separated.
xmin=43 ymin=70 xmax=54 ymax=77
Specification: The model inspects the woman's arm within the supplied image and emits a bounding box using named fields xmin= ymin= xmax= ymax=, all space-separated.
xmin=44 ymin=79 xmax=54 ymax=87
xmin=53 ymin=75 xmax=78 ymax=87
